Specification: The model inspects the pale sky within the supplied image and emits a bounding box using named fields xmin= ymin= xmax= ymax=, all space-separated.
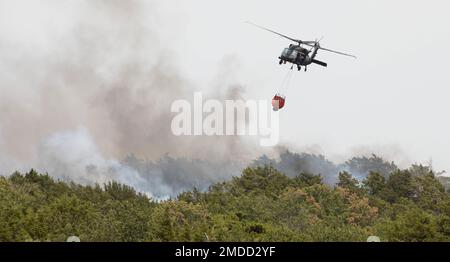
xmin=1 ymin=0 xmax=449 ymax=174
xmin=160 ymin=0 xmax=450 ymax=171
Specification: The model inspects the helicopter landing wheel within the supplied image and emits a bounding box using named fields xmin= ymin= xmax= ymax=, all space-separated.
xmin=297 ymin=65 xmax=301 ymax=71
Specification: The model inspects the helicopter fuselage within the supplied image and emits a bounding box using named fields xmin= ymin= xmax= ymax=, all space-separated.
xmin=278 ymin=44 xmax=327 ymax=70
xmin=279 ymin=45 xmax=312 ymax=66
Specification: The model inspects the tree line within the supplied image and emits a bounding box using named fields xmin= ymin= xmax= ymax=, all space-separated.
xmin=1 ymin=163 xmax=449 ymax=241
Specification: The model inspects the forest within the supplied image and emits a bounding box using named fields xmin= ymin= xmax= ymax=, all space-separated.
xmin=1 ymin=159 xmax=450 ymax=242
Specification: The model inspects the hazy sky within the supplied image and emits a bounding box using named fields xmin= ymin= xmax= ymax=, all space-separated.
xmin=1 ymin=0 xmax=449 ymax=174
xmin=161 ymin=0 xmax=450 ymax=171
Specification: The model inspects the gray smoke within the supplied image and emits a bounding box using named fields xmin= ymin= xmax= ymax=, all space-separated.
xmin=0 ymin=0 xmax=269 ymax=198
xmin=0 ymin=1 xmax=415 ymax=199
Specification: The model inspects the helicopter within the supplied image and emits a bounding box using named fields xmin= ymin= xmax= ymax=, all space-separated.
xmin=247 ymin=22 xmax=356 ymax=71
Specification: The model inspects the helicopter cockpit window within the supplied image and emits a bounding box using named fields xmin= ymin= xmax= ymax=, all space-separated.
xmin=282 ymin=48 xmax=291 ymax=56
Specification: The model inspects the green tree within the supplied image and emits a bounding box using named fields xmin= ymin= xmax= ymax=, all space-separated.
xmin=147 ymin=201 xmax=211 ymax=241
xmin=293 ymin=173 xmax=323 ymax=187
xmin=337 ymin=171 xmax=361 ymax=194
xmin=375 ymin=207 xmax=440 ymax=241
xmin=363 ymin=172 xmax=386 ymax=196
xmin=383 ymin=170 xmax=414 ymax=202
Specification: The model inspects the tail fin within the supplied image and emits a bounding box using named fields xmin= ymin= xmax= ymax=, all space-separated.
xmin=312 ymin=59 xmax=327 ymax=67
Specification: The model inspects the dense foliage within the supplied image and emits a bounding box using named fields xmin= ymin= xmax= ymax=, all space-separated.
xmin=1 ymin=164 xmax=450 ymax=242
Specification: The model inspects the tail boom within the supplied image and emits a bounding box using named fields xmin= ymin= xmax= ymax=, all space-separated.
xmin=311 ymin=59 xmax=327 ymax=67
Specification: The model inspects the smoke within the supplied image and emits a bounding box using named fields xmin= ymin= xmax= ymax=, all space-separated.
xmin=33 ymin=127 xmax=247 ymax=199
xmin=0 ymin=0 xmax=267 ymax=198
xmin=0 ymin=1 xmax=422 ymax=199
xmin=37 ymin=128 xmax=147 ymax=192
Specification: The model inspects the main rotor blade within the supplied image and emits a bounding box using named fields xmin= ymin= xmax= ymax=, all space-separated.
xmin=246 ymin=22 xmax=356 ymax=58
xmin=319 ymin=46 xmax=357 ymax=58
xmin=302 ymin=41 xmax=317 ymax=45
xmin=246 ymin=21 xmax=301 ymax=43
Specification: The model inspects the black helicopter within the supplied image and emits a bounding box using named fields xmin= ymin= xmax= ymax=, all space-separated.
xmin=247 ymin=22 xmax=356 ymax=71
